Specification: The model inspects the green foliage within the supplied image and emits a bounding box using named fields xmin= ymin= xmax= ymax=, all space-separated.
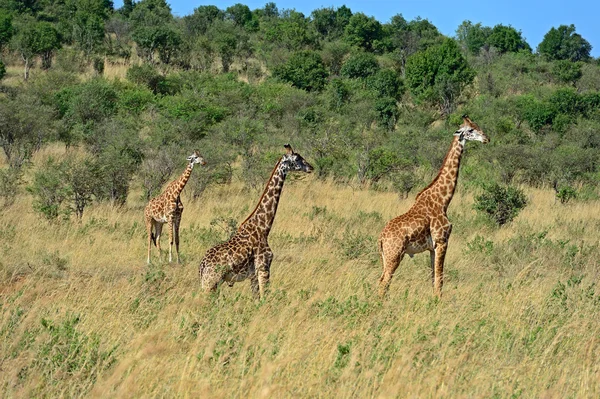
xmin=344 ymin=12 xmax=383 ymax=51
xmin=340 ymin=52 xmax=379 ymax=79
xmin=455 ymin=20 xmax=490 ymax=55
xmin=486 ymin=24 xmax=531 ymax=53
xmin=474 ymin=183 xmax=528 ymax=226
xmin=551 ymin=60 xmax=583 ymax=85
xmin=0 ymin=59 xmax=5 ymax=80
xmin=225 ymin=3 xmax=252 ymax=28
xmin=273 ymin=50 xmax=328 ymax=92
xmin=126 ymin=64 xmax=171 ymax=95
xmin=183 ymin=5 xmax=224 ymax=36
xmin=537 ymin=24 xmax=591 ymax=62
xmin=0 ymin=167 xmax=21 ymax=207
xmin=27 ymin=157 xmax=72 ymax=221
xmin=366 ymin=69 xmax=403 ymax=98
xmin=405 ymin=38 xmax=475 ymax=113
xmin=311 ymin=6 xmax=352 ymax=40
xmin=554 ymin=185 xmax=577 ymax=204
xmin=0 ymin=10 xmax=14 ymax=48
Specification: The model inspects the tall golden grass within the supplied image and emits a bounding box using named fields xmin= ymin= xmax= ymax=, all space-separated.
xmin=1 ymin=150 xmax=599 ymax=398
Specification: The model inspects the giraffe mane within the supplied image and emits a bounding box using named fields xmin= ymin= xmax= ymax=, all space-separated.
xmin=238 ymin=156 xmax=283 ymax=230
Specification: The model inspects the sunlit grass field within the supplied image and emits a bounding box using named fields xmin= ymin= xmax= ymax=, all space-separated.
xmin=1 ymin=148 xmax=599 ymax=398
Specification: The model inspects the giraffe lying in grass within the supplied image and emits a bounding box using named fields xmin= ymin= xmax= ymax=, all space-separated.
xmin=378 ymin=115 xmax=489 ymax=298
xmin=199 ymin=145 xmax=313 ymax=299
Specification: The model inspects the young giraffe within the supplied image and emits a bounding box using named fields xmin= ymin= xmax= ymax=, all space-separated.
xmin=199 ymin=145 xmax=313 ymax=299
xmin=378 ymin=115 xmax=489 ymax=298
xmin=145 ymin=150 xmax=206 ymax=264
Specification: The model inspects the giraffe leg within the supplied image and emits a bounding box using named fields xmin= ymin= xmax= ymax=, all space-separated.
xmin=433 ymin=241 xmax=448 ymax=298
xmin=431 ymin=220 xmax=452 ymax=298
xmin=167 ymin=216 xmax=174 ymax=263
xmin=429 ymin=249 xmax=435 ymax=287
xmin=378 ymin=242 xmax=406 ymax=298
xmin=254 ymin=248 xmax=273 ymax=299
xmin=174 ymin=213 xmax=181 ymax=264
xmin=146 ymin=217 xmax=154 ymax=264
xmin=155 ymin=223 xmax=163 ymax=261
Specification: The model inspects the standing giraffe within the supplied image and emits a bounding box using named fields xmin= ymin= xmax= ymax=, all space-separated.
xmin=199 ymin=144 xmax=313 ymax=299
xmin=378 ymin=115 xmax=489 ymax=298
xmin=145 ymin=150 xmax=207 ymax=264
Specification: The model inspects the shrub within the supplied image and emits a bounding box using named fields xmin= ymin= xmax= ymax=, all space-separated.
xmin=27 ymin=157 xmax=72 ymax=221
xmin=340 ymin=52 xmax=379 ymax=79
xmin=272 ymin=51 xmax=329 ymax=92
xmin=0 ymin=167 xmax=20 ymax=207
xmin=0 ymin=59 xmax=5 ymax=80
xmin=126 ymin=64 xmax=169 ymax=95
xmin=474 ymin=183 xmax=528 ymax=226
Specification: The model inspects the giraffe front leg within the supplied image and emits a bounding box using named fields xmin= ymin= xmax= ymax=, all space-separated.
xmin=167 ymin=216 xmax=174 ymax=263
xmin=431 ymin=220 xmax=452 ymax=298
xmin=255 ymin=248 xmax=273 ymax=299
xmin=174 ymin=212 xmax=182 ymax=264
xmin=146 ymin=218 xmax=154 ymax=264
xmin=433 ymin=241 xmax=448 ymax=298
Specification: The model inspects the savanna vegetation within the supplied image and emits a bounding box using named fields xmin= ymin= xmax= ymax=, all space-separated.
xmin=0 ymin=1 xmax=599 ymax=397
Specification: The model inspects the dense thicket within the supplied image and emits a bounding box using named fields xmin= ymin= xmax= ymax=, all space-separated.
xmin=0 ymin=1 xmax=598 ymax=220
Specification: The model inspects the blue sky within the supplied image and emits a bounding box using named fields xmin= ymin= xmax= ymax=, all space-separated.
xmin=114 ymin=0 xmax=600 ymax=57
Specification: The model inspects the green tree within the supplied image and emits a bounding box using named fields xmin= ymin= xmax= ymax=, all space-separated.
xmin=340 ymin=52 xmax=379 ymax=79
xmin=12 ymin=19 xmax=61 ymax=78
xmin=0 ymin=94 xmax=54 ymax=168
xmin=71 ymin=0 xmax=110 ymax=57
xmin=183 ymin=5 xmax=223 ymax=36
xmin=273 ymin=50 xmax=329 ymax=91
xmin=487 ymin=24 xmax=531 ymax=53
xmin=225 ymin=3 xmax=252 ymax=28
xmin=0 ymin=10 xmax=14 ymax=48
xmin=455 ymin=20 xmax=490 ymax=55
xmin=367 ymin=69 xmax=403 ymax=98
xmin=130 ymin=0 xmax=174 ymax=62
xmin=538 ymin=24 xmax=591 ymax=62
xmin=121 ymin=0 xmax=134 ymax=17
xmin=405 ymin=38 xmax=475 ymax=114
xmin=344 ymin=12 xmax=383 ymax=51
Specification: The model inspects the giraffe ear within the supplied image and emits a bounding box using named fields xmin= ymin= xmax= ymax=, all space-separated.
xmin=284 ymin=144 xmax=293 ymax=154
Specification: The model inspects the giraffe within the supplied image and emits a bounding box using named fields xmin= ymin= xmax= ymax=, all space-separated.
xmin=378 ymin=115 xmax=489 ymax=298
xmin=199 ymin=144 xmax=313 ymax=299
xmin=144 ymin=150 xmax=207 ymax=264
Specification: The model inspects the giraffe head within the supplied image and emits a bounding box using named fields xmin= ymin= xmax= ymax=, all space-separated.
xmin=281 ymin=144 xmax=314 ymax=174
xmin=187 ymin=150 xmax=207 ymax=168
xmin=454 ymin=115 xmax=490 ymax=144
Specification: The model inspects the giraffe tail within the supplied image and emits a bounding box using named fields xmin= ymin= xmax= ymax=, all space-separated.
xmin=151 ymin=232 xmax=157 ymax=247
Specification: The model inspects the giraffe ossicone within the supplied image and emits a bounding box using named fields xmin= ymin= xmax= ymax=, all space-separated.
xmin=378 ymin=115 xmax=489 ymax=298
xmin=199 ymin=144 xmax=313 ymax=299
xmin=144 ymin=150 xmax=207 ymax=264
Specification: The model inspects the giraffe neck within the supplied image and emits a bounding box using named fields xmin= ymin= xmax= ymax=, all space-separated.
xmin=167 ymin=164 xmax=194 ymax=199
xmin=417 ymin=136 xmax=465 ymax=211
xmin=239 ymin=158 xmax=287 ymax=237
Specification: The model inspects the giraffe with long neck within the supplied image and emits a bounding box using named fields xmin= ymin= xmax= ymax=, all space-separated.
xmin=144 ymin=150 xmax=206 ymax=264
xmin=199 ymin=145 xmax=313 ymax=298
xmin=378 ymin=116 xmax=489 ymax=298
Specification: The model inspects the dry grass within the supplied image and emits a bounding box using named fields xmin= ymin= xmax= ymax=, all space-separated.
xmin=1 ymin=167 xmax=599 ymax=398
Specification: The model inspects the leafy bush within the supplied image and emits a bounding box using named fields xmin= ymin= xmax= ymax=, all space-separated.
xmin=126 ymin=64 xmax=169 ymax=95
xmin=340 ymin=52 xmax=379 ymax=79
xmin=474 ymin=183 xmax=528 ymax=226
xmin=272 ymin=50 xmax=329 ymax=92
xmin=27 ymin=157 xmax=72 ymax=221
xmin=0 ymin=167 xmax=20 ymax=207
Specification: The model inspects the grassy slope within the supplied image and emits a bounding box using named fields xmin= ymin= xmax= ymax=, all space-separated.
xmin=1 ymin=147 xmax=600 ymax=398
